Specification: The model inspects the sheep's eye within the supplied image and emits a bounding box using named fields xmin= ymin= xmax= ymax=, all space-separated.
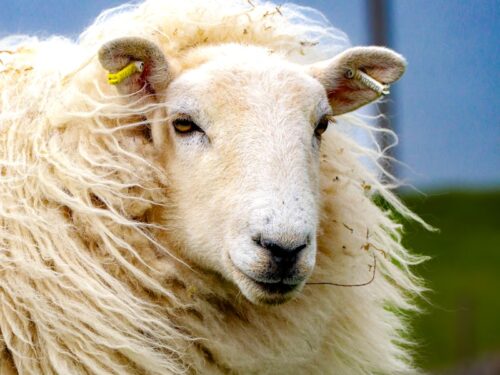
xmin=172 ymin=118 xmax=201 ymax=134
xmin=314 ymin=115 xmax=330 ymax=137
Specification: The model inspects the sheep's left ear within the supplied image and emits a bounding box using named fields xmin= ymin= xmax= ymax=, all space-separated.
xmin=309 ymin=46 xmax=406 ymax=115
xmin=98 ymin=37 xmax=172 ymax=97
xmin=98 ymin=37 xmax=174 ymax=146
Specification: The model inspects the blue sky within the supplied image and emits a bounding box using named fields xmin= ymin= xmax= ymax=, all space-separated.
xmin=1 ymin=0 xmax=498 ymax=189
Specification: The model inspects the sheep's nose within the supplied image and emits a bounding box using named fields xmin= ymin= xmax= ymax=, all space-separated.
xmin=256 ymin=236 xmax=308 ymax=267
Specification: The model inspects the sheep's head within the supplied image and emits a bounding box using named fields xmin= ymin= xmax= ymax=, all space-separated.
xmin=99 ymin=38 xmax=405 ymax=305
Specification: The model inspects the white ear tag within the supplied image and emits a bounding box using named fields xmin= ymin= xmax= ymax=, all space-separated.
xmin=345 ymin=68 xmax=390 ymax=96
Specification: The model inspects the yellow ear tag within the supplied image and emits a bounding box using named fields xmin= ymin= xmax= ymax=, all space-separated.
xmin=107 ymin=61 xmax=144 ymax=85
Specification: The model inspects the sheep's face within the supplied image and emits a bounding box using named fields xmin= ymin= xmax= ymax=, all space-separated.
xmin=163 ymin=47 xmax=329 ymax=304
xmin=99 ymin=39 xmax=405 ymax=305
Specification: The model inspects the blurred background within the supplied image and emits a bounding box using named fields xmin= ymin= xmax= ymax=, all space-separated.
xmin=1 ymin=0 xmax=498 ymax=373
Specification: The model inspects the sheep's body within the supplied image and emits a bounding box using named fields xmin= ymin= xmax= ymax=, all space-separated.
xmin=0 ymin=1 xmax=426 ymax=374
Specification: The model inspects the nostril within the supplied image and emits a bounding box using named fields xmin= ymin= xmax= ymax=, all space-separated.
xmin=294 ymin=243 xmax=307 ymax=253
xmin=262 ymin=239 xmax=287 ymax=257
xmin=256 ymin=236 xmax=308 ymax=263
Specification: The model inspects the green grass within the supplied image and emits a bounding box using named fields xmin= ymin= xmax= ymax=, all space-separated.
xmin=400 ymin=190 xmax=500 ymax=371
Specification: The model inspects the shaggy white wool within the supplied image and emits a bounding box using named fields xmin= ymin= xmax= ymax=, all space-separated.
xmin=0 ymin=1 xmax=429 ymax=374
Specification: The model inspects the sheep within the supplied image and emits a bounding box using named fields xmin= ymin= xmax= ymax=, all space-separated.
xmin=0 ymin=0 xmax=428 ymax=373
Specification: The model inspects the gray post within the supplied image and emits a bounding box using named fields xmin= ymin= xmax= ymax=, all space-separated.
xmin=367 ymin=0 xmax=397 ymax=181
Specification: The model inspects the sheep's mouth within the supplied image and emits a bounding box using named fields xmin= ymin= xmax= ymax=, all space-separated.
xmin=242 ymin=275 xmax=302 ymax=305
xmin=231 ymin=260 xmax=302 ymax=295
xmin=228 ymin=254 xmax=306 ymax=304
xmin=253 ymin=280 xmax=299 ymax=294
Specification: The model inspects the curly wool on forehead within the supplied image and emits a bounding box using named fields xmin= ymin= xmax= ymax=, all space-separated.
xmin=175 ymin=44 xmax=326 ymax=91
xmin=80 ymin=0 xmax=347 ymax=63
xmin=176 ymin=43 xmax=282 ymax=71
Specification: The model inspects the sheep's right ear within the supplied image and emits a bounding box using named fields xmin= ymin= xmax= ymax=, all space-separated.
xmin=309 ymin=46 xmax=406 ymax=115
xmin=98 ymin=37 xmax=172 ymax=97
xmin=98 ymin=37 xmax=173 ymax=146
